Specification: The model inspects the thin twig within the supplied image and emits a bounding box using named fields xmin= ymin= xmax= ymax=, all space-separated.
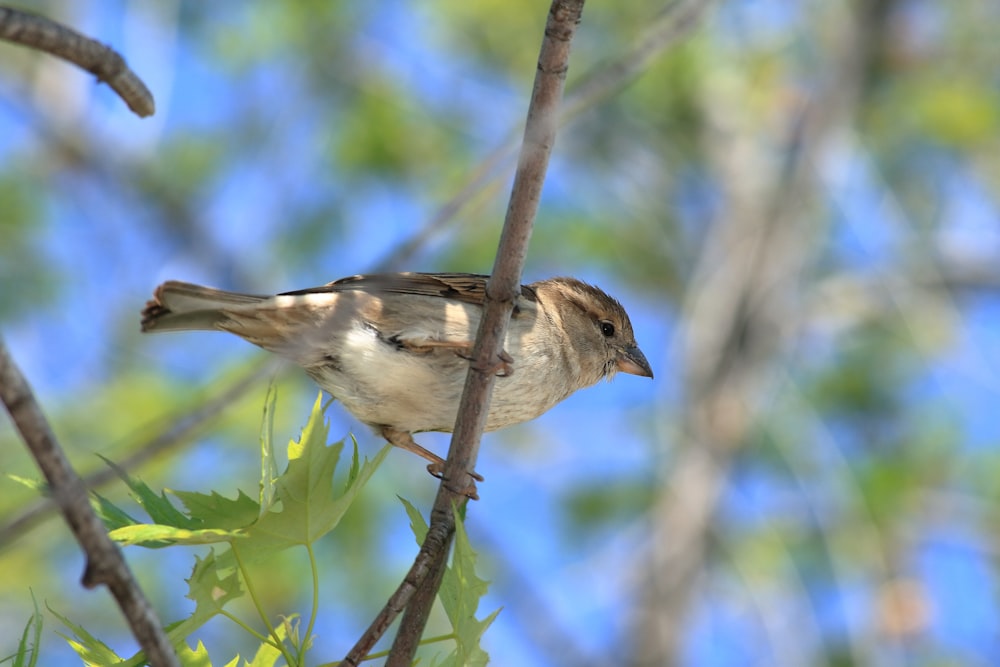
xmin=0 ymin=338 xmax=177 ymax=667
xmin=373 ymin=0 xmax=709 ymax=271
xmin=341 ymin=0 xmax=587 ymax=664
xmin=374 ymin=135 xmax=518 ymax=271
xmin=387 ymin=0 xmax=587 ymax=655
xmin=562 ymin=0 xmax=711 ymax=120
xmin=0 ymin=6 xmax=154 ymax=117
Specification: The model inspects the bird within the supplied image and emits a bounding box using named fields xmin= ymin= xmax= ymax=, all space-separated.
xmin=141 ymin=272 xmax=653 ymax=496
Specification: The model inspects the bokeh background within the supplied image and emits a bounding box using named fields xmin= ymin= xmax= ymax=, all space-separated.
xmin=2 ymin=1 xmax=999 ymax=665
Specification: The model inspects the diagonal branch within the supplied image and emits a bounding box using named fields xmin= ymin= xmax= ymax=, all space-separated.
xmin=0 ymin=6 xmax=154 ymax=117
xmin=0 ymin=338 xmax=177 ymax=667
xmin=387 ymin=1 xmax=586 ymax=661
xmin=341 ymin=1 xmax=587 ymax=664
xmin=375 ymin=0 xmax=711 ymax=270
xmin=561 ymin=0 xmax=711 ymax=120
xmin=0 ymin=358 xmax=278 ymax=547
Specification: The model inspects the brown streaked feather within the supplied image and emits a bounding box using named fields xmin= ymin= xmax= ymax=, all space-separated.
xmin=280 ymin=272 xmax=537 ymax=308
xmin=141 ymin=281 xmax=270 ymax=332
xmin=140 ymin=272 xmax=652 ymax=486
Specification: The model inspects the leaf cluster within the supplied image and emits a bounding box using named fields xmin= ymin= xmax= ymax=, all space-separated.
xmin=25 ymin=393 xmax=497 ymax=666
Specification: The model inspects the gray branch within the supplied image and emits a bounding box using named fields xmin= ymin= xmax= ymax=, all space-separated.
xmin=0 ymin=6 xmax=154 ymax=117
xmin=342 ymin=1 xmax=587 ymax=664
xmin=0 ymin=338 xmax=177 ymax=666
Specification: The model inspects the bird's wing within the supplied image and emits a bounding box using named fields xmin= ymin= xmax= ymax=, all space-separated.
xmin=282 ymin=273 xmax=539 ymax=354
xmin=281 ymin=272 xmax=537 ymax=307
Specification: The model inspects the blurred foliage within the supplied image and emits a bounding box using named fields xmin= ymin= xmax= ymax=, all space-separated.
xmin=57 ymin=396 xmax=392 ymax=666
xmin=0 ymin=173 xmax=55 ymax=319
xmin=1 ymin=0 xmax=999 ymax=665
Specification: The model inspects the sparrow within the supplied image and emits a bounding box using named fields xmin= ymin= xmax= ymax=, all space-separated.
xmin=141 ymin=273 xmax=652 ymax=494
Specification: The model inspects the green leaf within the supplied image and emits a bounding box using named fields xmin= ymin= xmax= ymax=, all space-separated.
xmin=400 ymin=496 xmax=429 ymax=544
xmin=170 ymin=489 xmax=261 ymax=530
xmin=96 ymin=393 xmax=385 ymax=662
xmin=175 ymin=640 xmax=213 ymax=667
xmin=109 ymin=523 xmax=246 ymax=547
xmin=91 ymin=493 xmax=143 ymax=533
xmin=161 ymin=551 xmax=245 ymax=648
xmin=400 ymin=500 xmax=499 ymax=666
xmin=346 ymin=433 xmax=361 ymax=485
xmin=10 ymin=590 xmax=42 ymax=667
xmin=259 ymin=383 xmax=279 ymax=513
xmin=103 ymin=392 xmax=384 ymax=560
xmin=242 ymin=618 xmax=289 ymax=667
xmin=50 ymin=606 xmax=123 ymax=667
xmin=6 ymin=474 xmax=44 ymax=492
xmin=98 ymin=456 xmax=196 ymax=529
xmin=218 ymin=393 xmax=388 ymax=568
xmin=437 ymin=510 xmax=498 ymax=667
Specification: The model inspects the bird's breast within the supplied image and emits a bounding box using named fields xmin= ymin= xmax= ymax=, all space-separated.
xmin=305 ymin=315 xmax=580 ymax=435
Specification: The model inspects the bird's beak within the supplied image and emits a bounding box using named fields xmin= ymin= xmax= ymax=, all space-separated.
xmin=617 ymin=345 xmax=654 ymax=379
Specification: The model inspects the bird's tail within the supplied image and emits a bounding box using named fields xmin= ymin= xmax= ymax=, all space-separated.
xmin=141 ymin=281 xmax=268 ymax=332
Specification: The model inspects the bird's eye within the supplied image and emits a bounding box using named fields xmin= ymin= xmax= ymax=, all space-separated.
xmin=600 ymin=321 xmax=616 ymax=337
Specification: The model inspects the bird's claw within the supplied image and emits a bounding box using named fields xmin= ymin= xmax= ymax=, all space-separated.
xmin=454 ymin=345 xmax=514 ymax=377
xmin=464 ymin=349 xmax=514 ymax=377
xmin=426 ymin=462 xmax=483 ymax=500
xmin=492 ymin=349 xmax=515 ymax=377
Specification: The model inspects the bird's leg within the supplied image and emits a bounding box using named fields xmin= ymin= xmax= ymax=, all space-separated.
xmin=379 ymin=426 xmax=483 ymax=499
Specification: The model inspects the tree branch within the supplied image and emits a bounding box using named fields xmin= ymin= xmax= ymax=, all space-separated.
xmin=627 ymin=2 xmax=890 ymax=663
xmin=562 ymin=0 xmax=711 ymax=120
xmin=341 ymin=1 xmax=586 ymax=664
xmin=0 ymin=338 xmax=177 ymax=666
xmin=387 ymin=0 xmax=586 ymax=661
xmin=375 ymin=0 xmax=708 ymax=271
xmin=0 ymin=6 xmax=154 ymax=117
xmin=0 ymin=358 xmax=278 ymax=547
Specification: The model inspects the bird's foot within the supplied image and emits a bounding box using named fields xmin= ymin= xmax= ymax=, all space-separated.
xmin=456 ymin=346 xmax=515 ymax=377
xmin=381 ymin=426 xmax=484 ymax=499
xmin=427 ymin=461 xmax=484 ymax=500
